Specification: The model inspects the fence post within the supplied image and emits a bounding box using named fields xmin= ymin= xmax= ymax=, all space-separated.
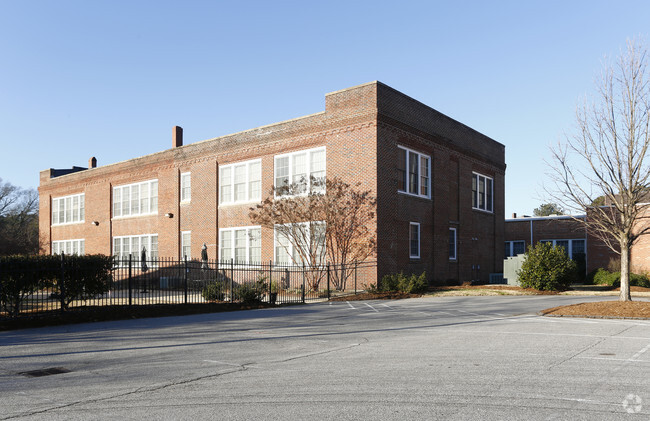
xmin=354 ymin=261 xmax=358 ymax=295
xmin=128 ymin=254 xmax=132 ymax=306
xmin=268 ymin=260 xmax=272 ymax=304
xmin=230 ymin=259 xmax=234 ymax=302
xmin=59 ymin=254 xmax=66 ymax=313
xmin=302 ymin=264 xmax=305 ymax=303
xmin=327 ymin=263 xmax=330 ymax=300
xmin=184 ymin=255 xmax=188 ymax=304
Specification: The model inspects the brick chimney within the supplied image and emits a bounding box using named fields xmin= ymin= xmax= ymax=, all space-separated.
xmin=173 ymin=126 xmax=183 ymax=148
xmin=89 ymin=157 xmax=97 ymax=168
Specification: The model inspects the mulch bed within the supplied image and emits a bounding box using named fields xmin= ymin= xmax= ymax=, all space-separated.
xmin=0 ymin=302 xmax=277 ymax=331
xmin=541 ymin=301 xmax=650 ymax=319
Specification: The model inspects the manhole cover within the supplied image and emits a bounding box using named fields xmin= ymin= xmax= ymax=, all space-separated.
xmin=19 ymin=367 xmax=71 ymax=377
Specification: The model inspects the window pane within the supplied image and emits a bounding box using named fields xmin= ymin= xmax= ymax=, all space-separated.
xmin=181 ymin=173 xmax=191 ymax=201
xmin=234 ymin=229 xmax=247 ymax=262
xmin=72 ymin=196 xmax=79 ymax=222
xmin=293 ymin=153 xmax=307 ymax=194
xmin=572 ymin=239 xmax=585 ymax=255
xmin=410 ymin=224 xmax=419 ymax=258
xmin=234 ymin=165 xmax=246 ymax=201
xmin=486 ymin=178 xmax=493 ymax=212
xmin=249 ymin=162 xmax=261 ymax=200
xmin=150 ymin=181 xmax=158 ymax=212
xmin=310 ymin=150 xmax=326 ymax=193
xmin=249 ymin=228 xmax=261 ymax=263
xmin=513 ymin=241 xmax=525 ymax=255
xmin=122 ymin=186 xmax=130 ymax=216
xmin=555 ymin=240 xmax=569 ymax=255
xmin=182 ymin=232 xmax=191 ymax=259
xmin=275 ymin=157 xmax=290 ymax=195
xmin=220 ymin=230 xmax=232 ymax=261
xmin=79 ymin=195 xmax=85 ymax=221
xmin=113 ymin=189 xmax=121 ymax=217
xmin=397 ymin=148 xmax=406 ymax=191
xmin=52 ymin=199 xmax=59 ymax=224
xmin=140 ymin=183 xmax=149 ymax=213
xmin=65 ymin=197 xmax=72 ymax=223
xmin=478 ymin=176 xmax=485 ymax=209
xmin=472 ymin=175 xmax=477 ymax=208
xmin=449 ymin=229 xmax=456 ymax=259
xmin=420 ymin=156 xmax=429 ymax=196
xmin=220 ymin=167 xmax=232 ymax=203
xmin=408 ymin=151 xmax=418 ymax=194
xmin=131 ymin=184 xmax=140 ymax=215
xmin=275 ymin=230 xmax=291 ymax=264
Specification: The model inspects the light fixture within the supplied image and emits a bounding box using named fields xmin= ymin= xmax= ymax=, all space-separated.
xmin=165 ymin=213 xmax=174 ymax=218
xmin=92 ymin=221 xmax=99 ymax=226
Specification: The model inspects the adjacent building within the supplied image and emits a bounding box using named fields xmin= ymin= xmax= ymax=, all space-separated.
xmin=39 ymin=81 xmax=506 ymax=284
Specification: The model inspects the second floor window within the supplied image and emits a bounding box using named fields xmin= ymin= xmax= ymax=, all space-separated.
xmin=472 ymin=172 xmax=493 ymax=212
xmin=52 ymin=193 xmax=84 ymax=225
xmin=397 ymin=146 xmax=430 ymax=198
xmin=180 ymin=172 xmax=191 ymax=202
xmin=274 ymin=147 xmax=326 ymax=196
xmin=113 ymin=180 xmax=158 ymax=218
xmin=219 ymin=159 xmax=261 ymax=205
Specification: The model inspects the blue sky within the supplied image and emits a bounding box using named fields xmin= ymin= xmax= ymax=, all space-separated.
xmin=1 ymin=0 xmax=649 ymax=216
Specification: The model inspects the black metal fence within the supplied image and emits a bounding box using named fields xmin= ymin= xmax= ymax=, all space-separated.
xmin=0 ymin=257 xmax=377 ymax=319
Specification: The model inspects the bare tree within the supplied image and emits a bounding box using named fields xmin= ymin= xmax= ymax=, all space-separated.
xmin=548 ymin=39 xmax=650 ymax=301
xmin=0 ymin=179 xmax=39 ymax=255
xmin=249 ymin=177 xmax=376 ymax=291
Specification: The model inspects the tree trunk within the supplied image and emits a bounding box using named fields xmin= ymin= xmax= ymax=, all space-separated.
xmin=620 ymin=239 xmax=632 ymax=302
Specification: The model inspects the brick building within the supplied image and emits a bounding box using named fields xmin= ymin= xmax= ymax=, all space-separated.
xmin=39 ymin=81 xmax=506 ymax=284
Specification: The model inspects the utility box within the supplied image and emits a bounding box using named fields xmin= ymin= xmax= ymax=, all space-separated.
xmin=503 ymin=255 xmax=526 ymax=286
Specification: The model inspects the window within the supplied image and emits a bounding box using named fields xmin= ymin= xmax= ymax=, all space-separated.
xmin=505 ymin=240 xmax=526 ymax=257
xmin=52 ymin=239 xmax=85 ymax=255
xmin=397 ymin=146 xmax=430 ymax=198
xmin=181 ymin=172 xmax=191 ymax=202
xmin=540 ymin=239 xmax=586 ymax=261
xmin=113 ymin=234 xmax=158 ymax=266
xmin=52 ymin=193 xmax=84 ymax=225
xmin=449 ymin=228 xmax=457 ymax=260
xmin=409 ymin=222 xmax=420 ymax=259
xmin=274 ymin=147 xmax=326 ymax=196
xmin=219 ymin=226 xmax=262 ymax=263
xmin=219 ymin=159 xmax=262 ymax=205
xmin=274 ymin=222 xmax=326 ymax=266
xmin=181 ymin=231 xmax=191 ymax=259
xmin=472 ymin=172 xmax=493 ymax=212
xmin=113 ymin=180 xmax=158 ymax=218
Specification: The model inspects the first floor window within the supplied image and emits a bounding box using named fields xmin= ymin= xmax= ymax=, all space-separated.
xmin=274 ymin=222 xmax=326 ymax=266
xmin=113 ymin=234 xmax=158 ymax=266
xmin=472 ymin=172 xmax=493 ymax=212
xmin=52 ymin=239 xmax=85 ymax=255
xmin=505 ymin=240 xmax=526 ymax=257
xmin=181 ymin=231 xmax=191 ymax=259
xmin=219 ymin=226 xmax=262 ymax=263
xmin=409 ymin=222 xmax=420 ymax=259
xmin=539 ymin=239 xmax=585 ymax=261
xmin=449 ymin=228 xmax=457 ymax=261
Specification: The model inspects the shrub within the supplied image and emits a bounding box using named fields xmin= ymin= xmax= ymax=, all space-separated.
xmin=380 ymin=272 xmax=428 ymax=294
xmin=517 ymin=242 xmax=578 ymax=291
xmin=237 ymin=282 xmax=265 ymax=303
xmin=590 ymin=268 xmax=650 ymax=288
xmin=202 ymin=280 xmax=225 ymax=301
xmin=58 ymin=255 xmax=113 ymax=309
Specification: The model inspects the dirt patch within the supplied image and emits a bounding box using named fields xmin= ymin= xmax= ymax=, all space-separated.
xmin=541 ymin=301 xmax=650 ymax=319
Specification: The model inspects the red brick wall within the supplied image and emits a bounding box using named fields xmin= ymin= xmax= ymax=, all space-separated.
xmin=39 ymin=81 xmax=505 ymax=285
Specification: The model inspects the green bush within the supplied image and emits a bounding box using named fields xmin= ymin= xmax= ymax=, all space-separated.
xmin=202 ymin=280 xmax=225 ymax=301
xmin=380 ymin=272 xmax=428 ymax=294
xmin=58 ymin=255 xmax=113 ymax=309
xmin=517 ymin=242 xmax=578 ymax=291
xmin=237 ymin=282 xmax=265 ymax=303
xmin=590 ymin=268 xmax=650 ymax=288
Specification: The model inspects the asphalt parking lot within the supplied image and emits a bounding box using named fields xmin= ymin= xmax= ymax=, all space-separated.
xmin=1 ymin=295 xmax=650 ymax=420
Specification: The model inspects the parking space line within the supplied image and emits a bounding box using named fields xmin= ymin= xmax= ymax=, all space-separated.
xmin=364 ymin=303 xmax=379 ymax=312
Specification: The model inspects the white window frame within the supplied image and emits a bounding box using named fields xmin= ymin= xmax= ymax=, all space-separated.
xmin=472 ymin=172 xmax=494 ymax=213
xmin=219 ymin=159 xmax=262 ymax=205
xmin=51 ymin=193 xmax=85 ymax=226
xmin=112 ymin=179 xmax=158 ymax=219
xmin=274 ymin=222 xmax=326 ymax=266
xmin=409 ymin=222 xmax=420 ymax=259
xmin=219 ymin=226 xmax=262 ymax=263
xmin=180 ymin=172 xmax=191 ymax=203
xmin=505 ymin=240 xmax=526 ymax=257
xmin=397 ymin=146 xmax=431 ymax=199
xmin=539 ymin=239 xmax=586 ymax=260
xmin=112 ymin=234 xmax=159 ymax=267
xmin=449 ymin=228 xmax=457 ymax=261
xmin=52 ymin=239 xmax=85 ymax=255
xmin=181 ymin=231 xmax=191 ymax=259
xmin=274 ymin=146 xmax=326 ymax=197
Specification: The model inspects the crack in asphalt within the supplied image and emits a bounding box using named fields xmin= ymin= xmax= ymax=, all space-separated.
xmin=1 ymin=341 xmax=365 ymax=420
